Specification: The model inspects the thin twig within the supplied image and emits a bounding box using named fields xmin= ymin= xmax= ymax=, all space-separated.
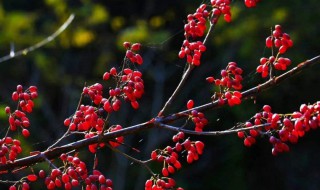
xmin=158 ymin=20 xmax=215 ymax=116
xmin=47 ymin=92 xmax=84 ymax=150
xmin=0 ymin=180 xmax=18 ymax=184
xmin=157 ymin=122 xmax=271 ymax=136
xmin=0 ymin=14 xmax=75 ymax=63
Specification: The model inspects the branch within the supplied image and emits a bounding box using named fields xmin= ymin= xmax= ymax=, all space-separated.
xmin=0 ymin=121 xmax=154 ymax=172
xmin=0 ymin=14 xmax=75 ymax=63
xmin=157 ymin=122 xmax=271 ymax=136
xmin=159 ymin=55 xmax=320 ymax=123
xmin=0 ymin=55 xmax=319 ymax=172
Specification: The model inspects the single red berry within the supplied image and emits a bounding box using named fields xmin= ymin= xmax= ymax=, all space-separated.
xmin=168 ymin=165 xmax=175 ymax=174
xmin=64 ymin=118 xmax=71 ymax=126
xmin=103 ymin=72 xmax=110 ymax=80
xmin=27 ymin=174 xmax=38 ymax=182
xmin=22 ymin=182 xmax=30 ymax=190
xmin=12 ymin=92 xmax=19 ymax=101
xmin=39 ymin=170 xmax=46 ymax=178
xmin=22 ymin=129 xmax=30 ymax=138
xmin=123 ymin=42 xmax=131 ymax=49
xmin=266 ymin=36 xmax=273 ymax=48
xmin=135 ymin=54 xmax=143 ymax=65
xmin=279 ymin=45 xmax=287 ymax=54
xmin=162 ymin=168 xmax=169 ymax=176
xmin=131 ymin=43 xmax=141 ymax=51
xmin=131 ymin=101 xmax=139 ymax=109
xmin=151 ymin=151 xmax=158 ymax=160
xmin=187 ymin=100 xmax=194 ymax=109
xmin=244 ymin=138 xmax=252 ymax=147
xmin=237 ymin=131 xmax=245 ymax=138
xmin=71 ymin=179 xmax=79 ymax=186
xmin=145 ymin=179 xmax=153 ymax=188
xmin=224 ymin=14 xmax=231 ymax=22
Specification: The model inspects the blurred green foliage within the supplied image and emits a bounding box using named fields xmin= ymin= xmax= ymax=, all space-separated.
xmin=0 ymin=0 xmax=319 ymax=189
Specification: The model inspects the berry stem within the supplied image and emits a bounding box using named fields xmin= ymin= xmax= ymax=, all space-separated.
xmin=106 ymin=144 xmax=155 ymax=176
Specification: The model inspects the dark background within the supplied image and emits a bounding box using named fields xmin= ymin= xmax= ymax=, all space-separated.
xmin=0 ymin=0 xmax=319 ymax=189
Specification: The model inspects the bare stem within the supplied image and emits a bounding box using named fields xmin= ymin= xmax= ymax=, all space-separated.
xmin=107 ymin=144 xmax=155 ymax=176
xmin=157 ymin=122 xmax=271 ymax=136
xmin=0 ymin=180 xmax=18 ymax=184
xmin=0 ymin=14 xmax=75 ymax=63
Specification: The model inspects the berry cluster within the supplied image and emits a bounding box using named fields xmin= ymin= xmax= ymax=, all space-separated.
xmin=6 ymin=85 xmax=38 ymax=137
xmin=0 ymin=137 xmax=22 ymax=164
xmin=207 ymin=62 xmax=243 ymax=90
xmin=207 ymin=62 xmax=243 ymax=106
xmin=257 ymin=25 xmax=293 ymax=78
xmin=237 ymin=121 xmax=258 ymax=147
xmin=103 ymin=68 xmax=144 ymax=110
xmin=11 ymin=85 xmax=38 ymax=113
xmin=8 ymin=110 xmax=31 ymax=137
xmin=184 ymin=4 xmax=208 ymax=39
xmin=187 ymin=100 xmax=208 ymax=132
xmin=9 ymin=156 xmax=113 ymax=190
xmin=237 ymin=102 xmax=320 ymax=155
xmin=244 ymin=0 xmax=261 ymax=8
xmin=64 ymin=105 xmax=100 ymax=131
xmin=150 ymin=132 xmax=205 ymax=178
xmin=43 ymin=154 xmax=113 ymax=190
xmin=211 ymin=0 xmax=232 ymax=23
xmin=257 ymin=56 xmax=292 ymax=77
xmin=124 ymin=42 xmax=143 ymax=65
xmin=224 ymin=91 xmax=242 ymax=106
xmin=151 ymin=146 xmax=182 ymax=177
xmin=178 ymin=40 xmax=206 ymax=66
xmin=83 ymin=83 xmax=103 ymax=105
xmin=266 ymin=25 xmax=293 ymax=54
xmin=145 ymin=177 xmax=183 ymax=190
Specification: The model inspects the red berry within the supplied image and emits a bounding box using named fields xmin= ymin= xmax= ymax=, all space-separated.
xmin=131 ymin=101 xmax=139 ymax=109
xmin=135 ymin=54 xmax=143 ymax=65
xmin=103 ymin=72 xmax=110 ymax=80
xmin=27 ymin=174 xmax=38 ymax=182
xmin=131 ymin=43 xmax=141 ymax=51
xmin=123 ymin=42 xmax=131 ymax=49
xmin=22 ymin=129 xmax=30 ymax=138
xmin=224 ymin=14 xmax=231 ymax=22
xmin=237 ymin=131 xmax=245 ymax=138
xmin=12 ymin=92 xmax=19 ymax=101
xmin=22 ymin=182 xmax=30 ymax=190
xmin=162 ymin=168 xmax=169 ymax=176
xmin=187 ymin=100 xmax=194 ymax=109
xmin=266 ymin=36 xmax=273 ymax=48
xmin=39 ymin=170 xmax=46 ymax=178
